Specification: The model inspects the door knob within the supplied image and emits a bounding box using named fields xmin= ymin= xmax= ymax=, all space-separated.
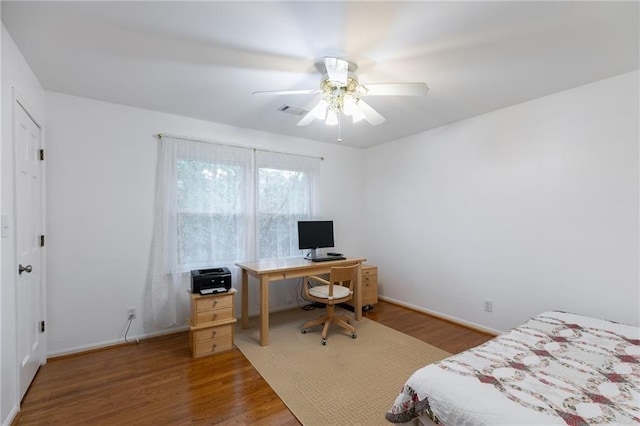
xmin=18 ymin=264 xmax=32 ymax=275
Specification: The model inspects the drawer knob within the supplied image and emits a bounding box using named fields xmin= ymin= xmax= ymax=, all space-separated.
xmin=213 ymin=300 xmax=218 ymax=306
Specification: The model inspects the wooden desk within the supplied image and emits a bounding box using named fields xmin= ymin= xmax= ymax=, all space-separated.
xmin=235 ymin=257 xmax=367 ymax=346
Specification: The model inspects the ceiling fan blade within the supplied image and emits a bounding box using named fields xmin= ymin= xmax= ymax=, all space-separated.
xmin=297 ymin=111 xmax=317 ymax=127
xmin=363 ymin=82 xmax=429 ymax=96
xmin=252 ymin=89 xmax=319 ymax=96
xmin=357 ymin=100 xmax=386 ymax=126
xmin=324 ymin=57 xmax=349 ymax=85
xmin=297 ymin=99 xmax=328 ymax=127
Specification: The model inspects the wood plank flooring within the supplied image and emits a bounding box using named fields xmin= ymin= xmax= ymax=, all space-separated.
xmin=15 ymin=301 xmax=493 ymax=425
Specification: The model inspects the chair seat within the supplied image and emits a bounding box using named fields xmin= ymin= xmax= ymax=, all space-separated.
xmin=308 ymin=284 xmax=350 ymax=300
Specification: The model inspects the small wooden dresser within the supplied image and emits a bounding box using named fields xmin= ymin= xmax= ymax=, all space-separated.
xmin=189 ymin=288 xmax=237 ymax=358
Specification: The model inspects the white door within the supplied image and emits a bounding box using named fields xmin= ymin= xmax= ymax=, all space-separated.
xmin=15 ymin=99 xmax=45 ymax=400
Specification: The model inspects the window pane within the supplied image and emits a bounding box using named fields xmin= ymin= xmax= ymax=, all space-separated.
xmin=176 ymin=158 xmax=246 ymax=267
xmin=258 ymin=167 xmax=312 ymax=258
xmin=177 ymin=159 xmax=243 ymax=213
xmin=177 ymin=213 xmax=243 ymax=265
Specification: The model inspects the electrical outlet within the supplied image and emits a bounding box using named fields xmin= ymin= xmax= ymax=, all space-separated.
xmin=484 ymin=299 xmax=493 ymax=313
xmin=128 ymin=307 xmax=137 ymax=320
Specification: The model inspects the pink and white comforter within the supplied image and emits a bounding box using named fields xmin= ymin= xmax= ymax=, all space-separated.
xmin=386 ymin=311 xmax=640 ymax=425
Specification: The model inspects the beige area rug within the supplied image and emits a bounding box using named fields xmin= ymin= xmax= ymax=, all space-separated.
xmin=235 ymin=307 xmax=451 ymax=426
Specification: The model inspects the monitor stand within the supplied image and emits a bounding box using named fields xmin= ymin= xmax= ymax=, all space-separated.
xmin=305 ymin=249 xmax=345 ymax=262
xmin=304 ymin=248 xmax=319 ymax=260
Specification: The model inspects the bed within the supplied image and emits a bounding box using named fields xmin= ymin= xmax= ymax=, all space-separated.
xmin=386 ymin=311 xmax=640 ymax=425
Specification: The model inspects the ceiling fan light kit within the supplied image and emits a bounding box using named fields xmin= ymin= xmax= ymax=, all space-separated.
xmin=311 ymin=75 xmax=370 ymax=126
xmin=253 ymin=56 xmax=429 ymax=141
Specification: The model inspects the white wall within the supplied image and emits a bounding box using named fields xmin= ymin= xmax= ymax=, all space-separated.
xmin=44 ymin=91 xmax=364 ymax=356
xmin=364 ymin=71 xmax=639 ymax=333
xmin=1 ymin=24 xmax=46 ymax=426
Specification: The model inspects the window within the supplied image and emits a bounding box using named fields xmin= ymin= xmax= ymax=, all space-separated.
xmin=166 ymin=141 xmax=320 ymax=270
xmin=176 ymin=158 xmax=247 ymax=266
xmin=147 ymin=136 xmax=321 ymax=328
xmin=256 ymin=155 xmax=320 ymax=258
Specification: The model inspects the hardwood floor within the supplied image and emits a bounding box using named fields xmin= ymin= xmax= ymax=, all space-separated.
xmin=362 ymin=301 xmax=494 ymax=354
xmin=16 ymin=301 xmax=493 ymax=425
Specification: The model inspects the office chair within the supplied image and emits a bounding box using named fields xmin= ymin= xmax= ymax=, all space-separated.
xmin=301 ymin=264 xmax=358 ymax=345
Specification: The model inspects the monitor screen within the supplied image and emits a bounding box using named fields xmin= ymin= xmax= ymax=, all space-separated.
xmin=297 ymin=220 xmax=335 ymax=250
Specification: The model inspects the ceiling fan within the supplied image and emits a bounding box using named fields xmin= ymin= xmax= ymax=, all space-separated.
xmin=253 ymin=57 xmax=429 ymax=130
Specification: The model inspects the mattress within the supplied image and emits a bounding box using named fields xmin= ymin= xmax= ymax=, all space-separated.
xmin=386 ymin=311 xmax=640 ymax=425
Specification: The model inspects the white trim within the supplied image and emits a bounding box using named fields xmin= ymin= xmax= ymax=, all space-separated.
xmin=47 ymin=325 xmax=190 ymax=358
xmin=1 ymin=405 xmax=19 ymax=426
xmin=47 ymin=301 xmax=308 ymax=358
xmin=378 ymin=295 xmax=503 ymax=336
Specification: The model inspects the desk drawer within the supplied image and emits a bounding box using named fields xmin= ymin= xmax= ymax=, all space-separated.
xmin=362 ymin=265 xmax=377 ymax=276
xmin=363 ymin=274 xmax=376 ymax=286
xmin=347 ymin=265 xmax=378 ymax=307
xmin=195 ymin=294 xmax=234 ymax=312
xmin=196 ymin=307 xmax=234 ymax=324
xmin=193 ymin=324 xmax=234 ymax=342
xmin=193 ymin=335 xmax=234 ymax=357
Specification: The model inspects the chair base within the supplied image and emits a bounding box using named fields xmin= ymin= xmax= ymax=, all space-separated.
xmin=301 ymin=309 xmax=357 ymax=345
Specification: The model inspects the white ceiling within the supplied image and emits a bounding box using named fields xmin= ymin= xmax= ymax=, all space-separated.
xmin=2 ymin=1 xmax=638 ymax=148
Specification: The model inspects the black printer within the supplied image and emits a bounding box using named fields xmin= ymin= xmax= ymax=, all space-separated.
xmin=190 ymin=267 xmax=232 ymax=295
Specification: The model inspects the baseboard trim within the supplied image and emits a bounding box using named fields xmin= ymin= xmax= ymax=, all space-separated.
xmin=47 ymin=304 xmax=304 ymax=360
xmin=379 ymin=296 xmax=501 ymax=336
xmin=44 ymin=299 xmax=495 ymax=360
xmin=47 ymin=325 xmax=189 ymax=360
xmin=5 ymin=404 xmax=19 ymax=426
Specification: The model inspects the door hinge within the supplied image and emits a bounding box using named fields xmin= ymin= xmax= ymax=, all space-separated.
xmin=39 ymin=149 xmax=45 ymax=161
xmin=40 ymin=321 xmax=45 ymax=333
xmin=40 ymin=235 xmax=45 ymax=247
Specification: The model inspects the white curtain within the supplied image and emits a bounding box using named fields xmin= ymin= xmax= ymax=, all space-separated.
xmin=144 ymin=136 xmax=253 ymax=329
xmin=255 ymin=150 xmax=321 ymax=260
xmin=144 ymin=136 xmax=322 ymax=329
xmin=144 ymin=135 xmax=321 ymax=331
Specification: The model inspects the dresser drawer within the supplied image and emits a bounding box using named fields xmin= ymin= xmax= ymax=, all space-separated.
xmin=195 ymin=306 xmax=234 ymax=325
xmin=193 ymin=324 xmax=234 ymax=342
xmin=193 ymin=335 xmax=234 ymax=357
xmin=195 ymin=294 xmax=234 ymax=312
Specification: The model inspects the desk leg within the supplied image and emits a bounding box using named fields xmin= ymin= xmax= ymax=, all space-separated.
xmin=355 ymin=263 xmax=363 ymax=321
xmin=241 ymin=269 xmax=249 ymax=329
xmin=260 ymin=275 xmax=269 ymax=346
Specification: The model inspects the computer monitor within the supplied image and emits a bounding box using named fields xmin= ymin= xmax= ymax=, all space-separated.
xmin=298 ymin=220 xmax=334 ymax=259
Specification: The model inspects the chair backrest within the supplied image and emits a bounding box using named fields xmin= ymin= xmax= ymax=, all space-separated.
xmin=329 ymin=265 xmax=358 ymax=290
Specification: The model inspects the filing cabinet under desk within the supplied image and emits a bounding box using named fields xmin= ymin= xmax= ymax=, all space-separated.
xmin=345 ymin=264 xmax=378 ymax=310
xmin=189 ymin=288 xmax=237 ymax=358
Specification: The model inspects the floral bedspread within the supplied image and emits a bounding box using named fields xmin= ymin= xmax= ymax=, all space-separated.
xmin=386 ymin=311 xmax=640 ymax=425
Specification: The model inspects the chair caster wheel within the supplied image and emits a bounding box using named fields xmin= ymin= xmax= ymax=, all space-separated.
xmin=321 ymin=339 xmax=327 ymax=345
xmin=351 ymin=333 xmax=357 ymax=339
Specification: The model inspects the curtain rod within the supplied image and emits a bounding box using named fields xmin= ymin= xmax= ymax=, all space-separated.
xmin=156 ymin=133 xmax=324 ymax=161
